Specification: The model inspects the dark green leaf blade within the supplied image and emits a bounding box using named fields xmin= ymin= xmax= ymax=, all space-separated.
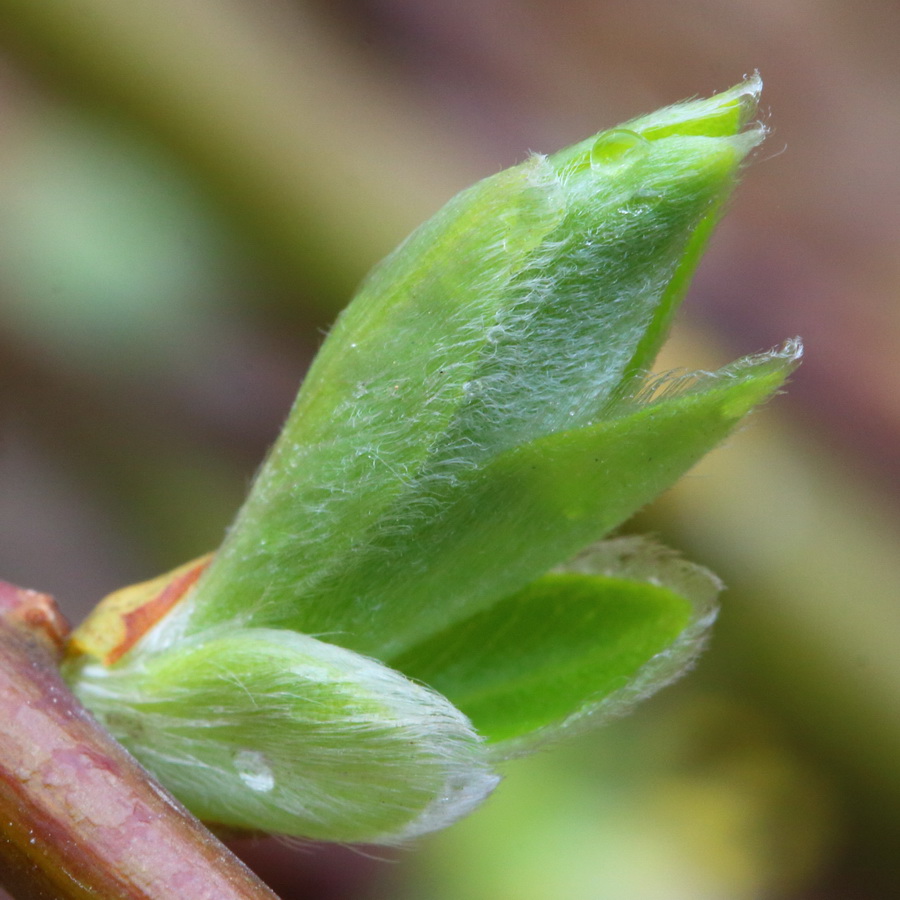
xmin=393 ymin=536 xmax=720 ymax=752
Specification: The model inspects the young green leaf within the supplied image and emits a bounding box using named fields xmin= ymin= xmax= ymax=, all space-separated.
xmin=392 ymin=537 xmax=720 ymax=755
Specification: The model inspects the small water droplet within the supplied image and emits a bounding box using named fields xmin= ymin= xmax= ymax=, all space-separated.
xmin=616 ymin=202 xmax=652 ymax=218
xmin=590 ymin=129 xmax=649 ymax=173
xmin=233 ymin=749 xmax=275 ymax=793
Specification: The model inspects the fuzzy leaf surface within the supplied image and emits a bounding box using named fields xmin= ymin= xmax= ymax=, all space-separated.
xmin=177 ymin=80 xmax=768 ymax=654
xmin=229 ymin=342 xmax=798 ymax=659
xmin=68 ymin=629 xmax=497 ymax=844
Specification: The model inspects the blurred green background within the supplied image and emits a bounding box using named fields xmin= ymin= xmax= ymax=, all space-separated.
xmin=1 ymin=1 xmax=898 ymax=897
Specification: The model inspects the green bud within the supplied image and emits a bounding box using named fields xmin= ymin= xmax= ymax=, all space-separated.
xmin=65 ymin=77 xmax=800 ymax=845
xmin=174 ymin=75 xmax=785 ymax=658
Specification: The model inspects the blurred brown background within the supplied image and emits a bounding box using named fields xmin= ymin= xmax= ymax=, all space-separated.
xmin=1 ymin=1 xmax=898 ymax=897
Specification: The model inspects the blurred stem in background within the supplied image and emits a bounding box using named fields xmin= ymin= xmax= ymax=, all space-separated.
xmin=650 ymin=334 xmax=900 ymax=879
xmin=0 ymin=0 xmax=482 ymax=318
xmin=0 ymin=0 xmax=484 ymax=592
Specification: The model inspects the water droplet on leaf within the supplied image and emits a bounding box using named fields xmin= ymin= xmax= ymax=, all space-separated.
xmin=589 ymin=129 xmax=649 ymax=173
xmin=233 ymin=749 xmax=275 ymax=793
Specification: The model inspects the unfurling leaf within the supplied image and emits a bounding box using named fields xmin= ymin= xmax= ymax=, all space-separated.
xmin=65 ymin=76 xmax=800 ymax=844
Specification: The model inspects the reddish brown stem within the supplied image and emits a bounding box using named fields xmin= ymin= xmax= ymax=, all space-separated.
xmin=0 ymin=581 xmax=280 ymax=900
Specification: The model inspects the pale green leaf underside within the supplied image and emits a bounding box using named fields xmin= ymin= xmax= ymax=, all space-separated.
xmin=69 ymin=628 xmax=497 ymax=844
